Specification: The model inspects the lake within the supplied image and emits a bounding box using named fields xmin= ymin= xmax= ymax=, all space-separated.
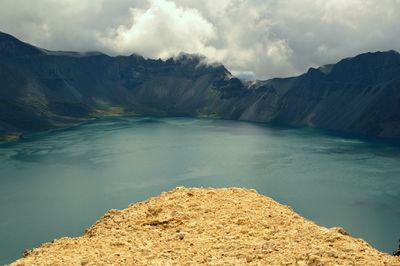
xmin=0 ymin=117 xmax=399 ymax=264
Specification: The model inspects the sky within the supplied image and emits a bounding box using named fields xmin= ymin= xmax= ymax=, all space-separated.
xmin=0 ymin=0 xmax=399 ymax=79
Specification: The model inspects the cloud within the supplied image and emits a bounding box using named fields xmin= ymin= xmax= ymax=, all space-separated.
xmin=100 ymin=0 xmax=297 ymax=78
xmin=100 ymin=0 xmax=218 ymax=59
xmin=0 ymin=0 xmax=400 ymax=79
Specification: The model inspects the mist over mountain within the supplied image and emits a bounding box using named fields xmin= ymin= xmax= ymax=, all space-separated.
xmin=1 ymin=31 xmax=399 ymax=139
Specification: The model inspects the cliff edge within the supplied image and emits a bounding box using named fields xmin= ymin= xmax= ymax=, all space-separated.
xmin=11 ymin=187 xmax=400 ymax=265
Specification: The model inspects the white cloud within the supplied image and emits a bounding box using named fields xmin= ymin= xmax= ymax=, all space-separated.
xmin=100 ymin=0 xmax=218 ymax=59
xmin=0 ymin=0 xmax=400 ymax=79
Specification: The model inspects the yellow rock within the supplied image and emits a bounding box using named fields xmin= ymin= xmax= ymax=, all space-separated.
xmin=11 ymin=187 xmax=400 ymax=265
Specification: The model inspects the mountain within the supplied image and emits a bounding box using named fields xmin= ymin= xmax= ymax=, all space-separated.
xmin=1 ymin=31 xmax=400 ymax=139
xmin=221 ymin=51 xmax=400 ymax=138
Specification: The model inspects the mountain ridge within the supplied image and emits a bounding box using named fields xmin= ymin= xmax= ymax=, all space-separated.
xmin=1 ymin=31 xmax=399 ymax=139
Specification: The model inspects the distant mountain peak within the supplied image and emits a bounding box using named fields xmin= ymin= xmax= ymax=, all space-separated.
xmin=385 ymin=49 xmax=399 ymax=54
xmin=0 ymin=31 xmax=43 ymax=56
xmin=341 ymin=50 xmax=400 ymax=62
xmin=173 ymin=52 xmax=208 ymax=65
xmin=173 ymin=52 xmax=224 ymax=68
xmin=325 ymin=49 xmax=400 ymax=84
xmin=1 ymin=31 xmax=400 ymax=139
xmin=0 ymin=31 xmax=17 ymax=40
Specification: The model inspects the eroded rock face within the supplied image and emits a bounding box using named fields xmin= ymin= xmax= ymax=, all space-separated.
xmin=11 ymin=187 xmax=400 ymax=265
xmin=1 ymin=31 xmax=400 ymax=139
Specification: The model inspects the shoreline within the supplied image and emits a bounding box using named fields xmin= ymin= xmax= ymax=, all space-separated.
xmin=2 ymin=115 xmax=400 ymax=147
xmin=0 ymin=132 xmax=23 ymax=142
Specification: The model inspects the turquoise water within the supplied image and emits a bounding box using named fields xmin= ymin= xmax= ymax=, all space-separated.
xmin=0 ymin=117 xmax=399 ymax=264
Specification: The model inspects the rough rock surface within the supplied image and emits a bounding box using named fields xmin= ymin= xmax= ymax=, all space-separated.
xmin=11 ymin=187 xmax=400 ymax=265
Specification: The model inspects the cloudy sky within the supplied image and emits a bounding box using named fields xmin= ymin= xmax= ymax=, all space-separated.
xmin=1 ymin=0 xmax=399 ymax=79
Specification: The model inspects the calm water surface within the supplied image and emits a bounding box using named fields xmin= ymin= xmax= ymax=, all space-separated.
xmin=1 ymin=117 xmax=399 ymax=264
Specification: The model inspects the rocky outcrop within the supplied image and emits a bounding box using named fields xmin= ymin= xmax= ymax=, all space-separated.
xmin=1 ymin=31 xmax=400 ymax=139
xmin=11 ymin=188 xmax=400 ymax=265
xmin=394 ymin=240 xmax=400 ymax=256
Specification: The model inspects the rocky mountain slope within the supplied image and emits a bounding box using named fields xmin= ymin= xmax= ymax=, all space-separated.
xmin=1 ymin=31 xmax=400 ymax=139
xmin=11 ymin=187 xmax=400 ymax=265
